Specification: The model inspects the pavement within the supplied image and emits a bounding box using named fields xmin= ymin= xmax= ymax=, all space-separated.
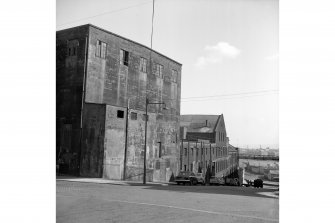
xmin=56 ymin=175 xmax=174 ymax=186
xmin=57 ymin=176 xmax=279 ymax=223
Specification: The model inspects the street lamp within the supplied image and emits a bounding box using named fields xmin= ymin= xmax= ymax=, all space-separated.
xmin=143 ymin=98 xmax=166 ymax=184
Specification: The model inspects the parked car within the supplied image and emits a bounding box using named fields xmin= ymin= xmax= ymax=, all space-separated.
xmin=175 ymin=171 xmax=198 ymax=185
xmin=242 ymin=179 xmax=252 ymax=187
xmin=253 ymin=179 xmax=263 ymax=188
xmin=272 ymin=177 xmax=279 ymax=182
xmin=209 ymin=176 xmax=225 ymax=185
xmin=194 ymin=173 xmax=205 ymax=185
xmin=226 ymin=178 xmax=239 ymax=186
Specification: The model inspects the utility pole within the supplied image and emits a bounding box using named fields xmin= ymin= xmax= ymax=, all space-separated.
xmin=143 ymin=0 xmax=156 ymax=184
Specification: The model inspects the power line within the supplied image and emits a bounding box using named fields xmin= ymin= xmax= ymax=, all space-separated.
xmin=181 ymin=89 xmax=278 ymax=100
xmin=181 ymin=92 xmax=278 ymax=102
xmin=57 ymin=1 xmax=152 ymax=27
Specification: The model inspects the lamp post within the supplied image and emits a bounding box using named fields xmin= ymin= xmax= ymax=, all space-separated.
xmin=143 ymin=98 xmax=166 ymax=184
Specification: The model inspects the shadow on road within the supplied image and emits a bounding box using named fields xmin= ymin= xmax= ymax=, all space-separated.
xmin=128 ymin=183 xmax=279 ymax=199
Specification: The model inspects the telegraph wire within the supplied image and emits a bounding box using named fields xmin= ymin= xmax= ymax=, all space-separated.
xmin=181 ymin=89 xmax=278 ymax=100
xmin=181 ymin=92 xmax=278 ymax=102
xmin=57 ymin=0 xmax=152 ymax=27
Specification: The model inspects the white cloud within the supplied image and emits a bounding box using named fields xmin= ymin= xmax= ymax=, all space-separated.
xmin=264 ymin=53 xmax=279 ymax=61
xmin=195 ymin=41 xmax=241 ymax=68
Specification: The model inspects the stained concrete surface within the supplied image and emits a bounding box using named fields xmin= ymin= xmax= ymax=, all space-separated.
xmin=57 ymin=181 xmax=279 ymax=223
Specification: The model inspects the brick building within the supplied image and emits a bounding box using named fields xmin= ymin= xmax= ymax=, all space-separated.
xmin=179 ymin=114 xmax=239 ymax=177
xmin=56 ymin=24 xmax=182 ymax=182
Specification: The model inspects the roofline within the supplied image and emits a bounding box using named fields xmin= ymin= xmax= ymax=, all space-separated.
xmin=57 ymin=24 xmax=182 ymax=66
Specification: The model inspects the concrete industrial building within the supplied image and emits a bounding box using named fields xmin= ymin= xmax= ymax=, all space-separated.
xmin=179 ymin=115 xmax=239 ymax=177
xmin=56 ymin=24 xmax=182 ymax=182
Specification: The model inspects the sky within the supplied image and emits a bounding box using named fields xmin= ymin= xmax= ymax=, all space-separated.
xmin=57 ymin=0 xmax=279 ymax=149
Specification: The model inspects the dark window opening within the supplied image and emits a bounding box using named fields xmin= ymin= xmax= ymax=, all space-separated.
xmin=184 ymin=148 xmax=187 ymax=156
xmin=120 ymin=49 xmax=129 ymax=66
xmin=130 ymin=112 xmax=137 ymax=120
xmin=117 ymin=110 xmax=124 ymax=118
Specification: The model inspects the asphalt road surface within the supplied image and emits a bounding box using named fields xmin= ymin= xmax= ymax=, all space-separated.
xmin=57 ymin=181 xmax=279 ymax=223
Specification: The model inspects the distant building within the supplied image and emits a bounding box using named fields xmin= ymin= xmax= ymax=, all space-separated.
xmin=266 ymin=170 xmax=279 ymax=181
xmin=56 ymin=24 xmax=182 ymax=182
xmin=179 ymin=114 xmax=238 ymax=177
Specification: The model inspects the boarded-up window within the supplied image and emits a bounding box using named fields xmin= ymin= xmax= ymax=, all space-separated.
xmin=155 ymin=63 xmax=163 ymax=78
xmin=130 ymin=112 xmax=137 ymax=120
xmin=140 ymin=57 xmax=147 ymax=73
xmin=171 ymin=70 xmax=178 ymax=82
xmin=142 ymin=114 xmax=148 ymax=121
xmin=67 ymin=39 xmax=79 ymax=57
xmin=96 ymin=40 xmax=107 ymax=59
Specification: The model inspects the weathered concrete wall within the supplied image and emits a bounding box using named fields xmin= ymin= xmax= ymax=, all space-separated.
xmin=85 ymin=26 xmax=181 ymax=112
xmin=103 ymin=105 xmax=126 ymax=180
xmin=85 ymin=25 xmax=181 ymax=182
xmin=57 ymin=24 xmax=181 ymax=181
xmin=80 ymin=103 xmax=106 ymax=177
xmin=104 ymin=105 xmax=179 ymax=182
xmin=56 ymin=25 xmax=89 ymax=175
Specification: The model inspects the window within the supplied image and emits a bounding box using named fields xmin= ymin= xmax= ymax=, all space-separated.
xmin=191 ymin=148 xmax=193 ymax=156
xmin=67 ymin=39 xmax=79 ymax=56
xmin=184 ymin=148 xmax=187 ymax=156
xmin=142 ymin=114 xmax=149 ymax=121
xmin=171 ymin=70 xmax=178 ymax=82
xmin=120 ymin=49 xmax=129 ymax=66
xmin=140 ymin=57 xmax=147 ymax=73
xmin=155 ymin=63 xmax=163 ymax=78
xmin=117 ymin=110 xmax=124 ymax=118
xmin=130 ymin=112 xmax=137 ymax=120
xmin=95 ymin=40 xmax=107 ymax=59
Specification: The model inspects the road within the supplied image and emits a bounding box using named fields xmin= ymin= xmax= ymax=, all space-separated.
xmin=57 ymin=181 xmax=279 ymax=223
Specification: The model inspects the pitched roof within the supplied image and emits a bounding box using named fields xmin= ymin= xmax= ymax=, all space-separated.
xmin=180 ymin=115 xmax=220 ymax=133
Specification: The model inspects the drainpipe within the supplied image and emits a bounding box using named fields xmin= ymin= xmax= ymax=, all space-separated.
xmin=180 ymin=139 xmax=183 ymax=171
xmin=123 ymin=105 xmax=129 ymax=180
xmin=78 ymin=34 xmax=89 ymax=176
xmin=187 ymin=141 xmax=190 ymax=171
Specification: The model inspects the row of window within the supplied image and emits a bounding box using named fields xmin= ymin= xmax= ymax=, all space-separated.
xmin=183 ymin=147 xmax=227 ymax=157
xmin=119 ymin=48 xmax=177 ymax=81
xmin=66 ymin=39 xmax=178 ymax=82
xmin=116 ymin=110 xmax=148 ymax=121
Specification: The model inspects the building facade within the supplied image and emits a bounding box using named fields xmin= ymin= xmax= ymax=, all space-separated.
xmin=179 ymin=115 xmax=238 ymax=177
xmin=56 ymin=24 xmax=182 ymax=182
